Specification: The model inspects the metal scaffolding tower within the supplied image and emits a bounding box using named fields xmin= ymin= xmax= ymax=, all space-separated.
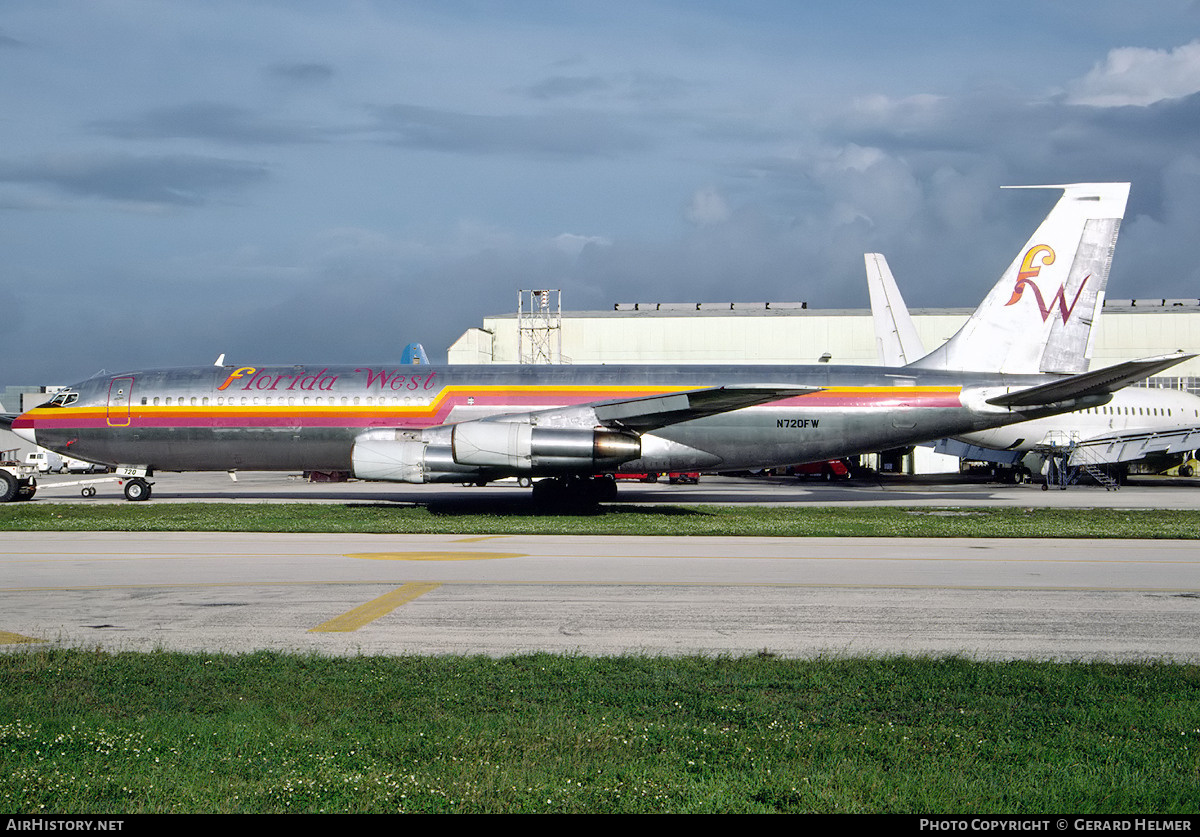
xmin=517 ymin=289 xmax=562 ymax=364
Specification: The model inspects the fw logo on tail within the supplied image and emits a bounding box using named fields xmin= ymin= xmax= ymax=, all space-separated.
xmin=1005 ymin=244 xmax=1090 ymax=324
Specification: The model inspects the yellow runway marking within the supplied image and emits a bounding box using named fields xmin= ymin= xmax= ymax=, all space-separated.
xmin=309 ymin=582 xmax=442 ymax=633
xmin=452 ymin=536 xmax=507 ymax=543
xmin=346 ymin=551 xmax=525 ymax=561
xmin=0 ymin=631 xmax=45 ymax=645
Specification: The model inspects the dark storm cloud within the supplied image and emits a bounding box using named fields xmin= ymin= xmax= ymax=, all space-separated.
xmin=824 ymin=93 xmax=1025 ymax=156
xmin=1082 ymin=92 xmax=1200 ymax=148
xmin=827 ymin=89 xmax=1200 ymax=166
xmin=524 ymin=72 xmax=692 ymax=104
xmin=525 ymin=75 xmax=613 ymax=99
xmin=0 ymin=153 xmax=270 ymax=207
xmin=806 ymin=88 xmax=1200 ymax=221
xmin=92 ymin=102 xmax=331 ymax=145
xmin=267 ymin=62 xmax=335 ymax=84
xmin=372 ymin=103 xmax=651 ymax=158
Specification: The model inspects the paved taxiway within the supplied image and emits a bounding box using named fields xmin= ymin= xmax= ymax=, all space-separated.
xmin=21 ymin=469 xmax=1200 ymax=508
xmin=5 ymin=473 xmax=1199 ymax=660
xmin=2 ymin=525 xmax=1198 ymax=660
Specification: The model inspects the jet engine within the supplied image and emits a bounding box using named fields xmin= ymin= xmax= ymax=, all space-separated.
xmin=351 ymin=422 xmax=641 ymax=484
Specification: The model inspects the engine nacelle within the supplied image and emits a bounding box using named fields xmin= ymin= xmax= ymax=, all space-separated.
xmin=351 ymin=436 xmax=472 ymax=483
xmin=452 ymin=422 xmax=640 ymax=471
xmin=351 ymin=423 xmax=642 ymax=483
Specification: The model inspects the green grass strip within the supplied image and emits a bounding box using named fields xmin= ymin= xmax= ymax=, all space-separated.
xmin=1 ymin=649 xmax=1197 ymax=813
xmin=2 ymin=502 xmax=1199 ymax=537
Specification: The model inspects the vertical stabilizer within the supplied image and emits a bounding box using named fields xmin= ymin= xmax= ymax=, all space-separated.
xmin=865 ymin=253 xmax=925 ymax=366
xmin=908 ymin=183 xmax=1128 ymax=374
xmin=402 ymin=342 xmax=430 ymax=365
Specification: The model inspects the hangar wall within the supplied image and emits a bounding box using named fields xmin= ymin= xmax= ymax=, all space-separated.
xmin=448 ymin=299 xmax=1200 ymax=392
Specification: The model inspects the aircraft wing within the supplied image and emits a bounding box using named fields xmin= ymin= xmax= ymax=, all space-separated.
xmin=931 ymin=438 xmax=1025 ymax=465
xmin=1063 ymin=426 xmax=1200 ymax=466
xmin=986 ymin=353 xmax=1195 ymax=408
xmin=455 ymin=385 xmax=821 ymax=436
xmin=0 ymin=414 xmax=17 ymax=431
xmin=933 ymin=424 xmax=1200 ymax=468
xmin=589 ymin=385 xmax=822 ymax=432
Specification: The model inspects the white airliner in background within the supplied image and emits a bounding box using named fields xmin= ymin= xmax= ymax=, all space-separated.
xmin=865 ymin=248 xmax=1200 ymax=481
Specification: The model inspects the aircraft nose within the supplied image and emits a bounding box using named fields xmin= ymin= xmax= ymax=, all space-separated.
xmin=9 ymin=415 xmax=36 ymax=446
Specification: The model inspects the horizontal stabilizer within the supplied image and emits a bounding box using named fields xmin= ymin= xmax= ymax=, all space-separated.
xmin=986 ymin=353 xmax=1195 ymax=408
xmin=0 ymin=414 xmax=16 ymax=431
xmin=592 ymin=385 xmax=821 ymax=432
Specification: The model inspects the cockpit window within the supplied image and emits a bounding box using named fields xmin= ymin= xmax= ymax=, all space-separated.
xmin=47 ymin=391 xmax=79 ymax=407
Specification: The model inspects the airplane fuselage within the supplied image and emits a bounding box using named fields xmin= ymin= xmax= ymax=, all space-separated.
xmin=957 ymin=386 xmax=1200 ymax=452
xmin=14 ymin=362 xmax=1081 ymax=477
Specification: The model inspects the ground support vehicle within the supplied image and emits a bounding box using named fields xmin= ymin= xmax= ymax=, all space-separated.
xmin=0 ymin=460 xmax=38 ymax=501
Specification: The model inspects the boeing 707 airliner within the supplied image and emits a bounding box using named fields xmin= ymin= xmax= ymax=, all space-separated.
xmin=6 ymin=183 xmax=1190 ymax=502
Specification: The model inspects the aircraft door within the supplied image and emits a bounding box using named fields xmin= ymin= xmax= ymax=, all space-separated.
xmin=107 ymin=377 xmax=134 ymax=427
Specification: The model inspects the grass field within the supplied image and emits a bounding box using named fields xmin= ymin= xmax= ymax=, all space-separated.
xmin=2 ymin=502 xmax=1200 ymax=538
xmin=2 ymin=649 xmax=1197 ymax=813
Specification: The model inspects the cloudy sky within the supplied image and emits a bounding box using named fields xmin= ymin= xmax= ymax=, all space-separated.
xmin=4 ymin=1 xmax=1200 ymax=381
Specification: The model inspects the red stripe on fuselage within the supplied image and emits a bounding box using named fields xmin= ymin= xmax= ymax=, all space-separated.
xmin=16 ymin=386 xmax=963 ymax=432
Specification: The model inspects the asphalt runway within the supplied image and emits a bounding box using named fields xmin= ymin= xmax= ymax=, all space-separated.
xmin=21 ymin=469 xmax=1200 ymax=509
xmin=5 ymin=472 xmax=1199 ymax=660
xmin=2 ymin=529 xmax=1198 ymax=661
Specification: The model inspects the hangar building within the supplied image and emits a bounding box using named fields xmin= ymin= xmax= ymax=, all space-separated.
xmin=448 ymin=296 xmax=1200 ymax=395
xmin=448 ymin=294 xmax=1200 ymax=474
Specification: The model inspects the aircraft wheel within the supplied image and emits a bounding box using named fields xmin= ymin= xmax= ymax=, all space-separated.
xmin=17 ymin=485 xmax=36 ymax=501
xmin=1181 ymin=465 xmax=1193 ymax=478
xmin=517 ymin=477 xmax=532 ymax=488
xmin=532 ymin=477 xmax=607 ymax=508
xmin=81 ymin=486 xmax=97 ymax=498
xmin=123 ymin=478 xmax=152 ymax=502
xmin=589 ymin=476 xmax=617 ymax=502
xmin=531 ymin=478 xmax=559 ymax=504
xmin=0 ymin=472 xmax=17 ymax=503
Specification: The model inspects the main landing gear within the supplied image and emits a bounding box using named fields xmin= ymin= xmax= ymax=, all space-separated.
xmin=531 ymin=475 xmax=618 ymax=506
xmin=121 ymin=477 xmax=153 ymax=501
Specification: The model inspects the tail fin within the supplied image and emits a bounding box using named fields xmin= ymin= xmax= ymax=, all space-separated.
xmin=402 ymin=342 xmax=430 ymax=365
xmin=908 ymin=182 xmax=1128 ymax=374
xmin=865 ymin=252 xmax=925 ymax=366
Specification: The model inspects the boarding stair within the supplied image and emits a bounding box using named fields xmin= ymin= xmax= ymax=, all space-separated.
xmin=1038 ymin=431 xmax=1121 ymax=491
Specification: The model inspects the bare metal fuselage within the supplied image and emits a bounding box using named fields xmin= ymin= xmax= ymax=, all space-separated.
xmin=15 ymin=362 xmax=1079 ymax=476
